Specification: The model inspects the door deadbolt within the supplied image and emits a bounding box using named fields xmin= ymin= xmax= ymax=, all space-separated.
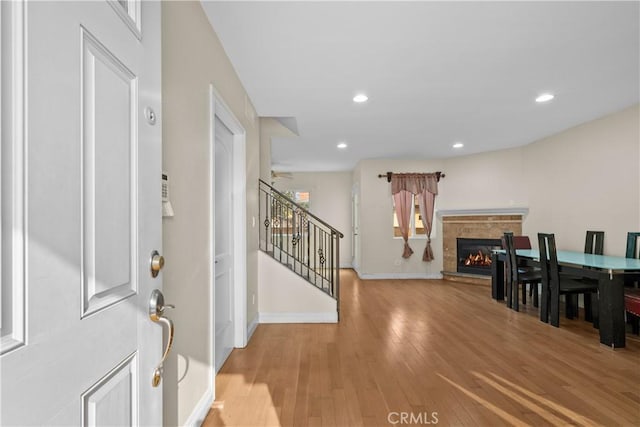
xmin=150 ymin=250 xmax=164 ymax=278
xmin=144 ymin=107 xmax=157 ymax=125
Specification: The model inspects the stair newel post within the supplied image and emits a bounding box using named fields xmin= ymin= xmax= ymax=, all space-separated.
xmin=329 ymin=229 xmax=334 ymax=295
xmin=258 ymin=183 xmax=263 ymax=251
xmin=334 ymin=230 xmax=340 ymax=320
xmin=272 ymin=193 xmax=276 ymax=255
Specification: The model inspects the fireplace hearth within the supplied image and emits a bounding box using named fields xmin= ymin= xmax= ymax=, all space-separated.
xmin=456 ymin=238 xmax=502 ymax=276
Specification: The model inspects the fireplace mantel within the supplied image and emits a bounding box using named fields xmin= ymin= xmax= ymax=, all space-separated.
xmin=437 ymin=207 xmax=529 ymax=218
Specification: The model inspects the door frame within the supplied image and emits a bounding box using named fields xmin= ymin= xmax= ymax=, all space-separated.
xmin=209 ymin=85 xmax=247 ymax=357
xmin=1 ymin=0 xmax=26 ymax=356
xmin=351 ymin=182 xmax=360 ymax=271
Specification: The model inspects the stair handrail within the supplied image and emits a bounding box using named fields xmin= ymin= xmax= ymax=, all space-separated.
xmin=259 ymin=179 xmax=344 ymax=238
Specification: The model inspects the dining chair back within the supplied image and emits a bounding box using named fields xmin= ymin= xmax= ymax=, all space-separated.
xmin=504 ymin=232 xmax=541 ymax=311
xmin=585 ymin=230 xmax=604 ymax=255
xmin=625 ymin=232 xmax=640 ymax=288
xmin=574 ymin=231 xmax=604 ymax=321
xmin=538 ymin=233 xmax=558 ymax=324
xmin=503 ymin=232 xmax=517 ymax=308
xmin=538 ymin=233 xmax=598 ymax=327
xmin=626 ymin=232 xmax=640 ymax=259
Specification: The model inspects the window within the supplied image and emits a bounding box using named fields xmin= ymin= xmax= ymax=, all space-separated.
xmin=392 ymin=195 xmax=435 ymax=238
xmin=271 ymin=190 xmax=309 ymax=235
xmin=285 ymin=190 xmax=310 ymax=210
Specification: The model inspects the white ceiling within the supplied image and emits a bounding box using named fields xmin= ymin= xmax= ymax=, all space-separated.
xmin=202 ymin=1 xmax=639 ymax=172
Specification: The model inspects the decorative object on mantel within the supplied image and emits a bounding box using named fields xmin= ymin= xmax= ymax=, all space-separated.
xmin=383 ymin=172 xmax=441 ymax=262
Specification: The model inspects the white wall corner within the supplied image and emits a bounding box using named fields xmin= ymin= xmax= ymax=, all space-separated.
xmin=247 ymin=313 xmax=259 ymax=342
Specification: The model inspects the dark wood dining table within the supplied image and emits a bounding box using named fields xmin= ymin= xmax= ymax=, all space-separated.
xmin=491 ymin=249 xmax=640 ymax=348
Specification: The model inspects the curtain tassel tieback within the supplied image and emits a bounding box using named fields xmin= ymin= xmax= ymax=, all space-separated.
xmin=402 ymin=242 xmax=414 ymax=259
xmin=423 ymin=238 xmax=434 ymax=262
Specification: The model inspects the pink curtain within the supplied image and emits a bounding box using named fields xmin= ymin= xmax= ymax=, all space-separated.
xmin=393 ymin=190 xmax=414 ymax=258
xmin=391 ymin=173 xmax=439 ymax=261
xmin=417 ymin=189 xmax=435 ymax=261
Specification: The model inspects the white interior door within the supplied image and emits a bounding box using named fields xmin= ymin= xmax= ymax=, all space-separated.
xmin=0 ymin=1 xmax=163 ymax=425
xmin=352 ymin=190 xmax=360 ymax=269
xmin=214 ymin=117 xmax=235 ymax=373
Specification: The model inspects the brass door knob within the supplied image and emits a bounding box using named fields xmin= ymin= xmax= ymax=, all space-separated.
xmin=150 ymin=250 xmax=164 ymax=277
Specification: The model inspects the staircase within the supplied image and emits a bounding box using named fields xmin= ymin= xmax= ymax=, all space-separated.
xmin=258 ymin=179 xmax=343 ymax=319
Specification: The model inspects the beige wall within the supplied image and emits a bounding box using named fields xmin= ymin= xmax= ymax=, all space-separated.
xmin=352 ymin=104 xmax=639 ymax=277
xmin=522 ymin=104 xmax=639 ymax=256
xmin=354 ymin=159 xmax=446 ymax=278
xmin=272 ymin=172 xmax=353 ymax=267
xmin=162 ymin=2 xmax=259 ymax=425
xmin=259 ymin=117 xmax=297 ymax=183
xmin=258 ymin=252 xmax=337 ymax=319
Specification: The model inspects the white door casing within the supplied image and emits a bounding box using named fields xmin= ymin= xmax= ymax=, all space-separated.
xmin=214 ymin=117 xmax=235 ymax=372
xmin=0 ymin=1 xmax=162 ymax=425
xmin=352 ymin=184 xmax=360 ymax=270
xmin=209 ymin=87 xmax=247 ymax=377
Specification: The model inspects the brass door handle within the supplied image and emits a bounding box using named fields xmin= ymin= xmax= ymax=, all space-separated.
xmin=149 ymin=289 xmax=174 ymax=387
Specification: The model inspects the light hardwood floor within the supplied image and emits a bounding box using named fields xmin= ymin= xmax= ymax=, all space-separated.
xmin=203 ymin=270 xmax=640 ymax=426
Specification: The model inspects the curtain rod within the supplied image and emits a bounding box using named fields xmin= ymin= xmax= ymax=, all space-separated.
xmin=377 ymin=171 xmax=445 ymax=183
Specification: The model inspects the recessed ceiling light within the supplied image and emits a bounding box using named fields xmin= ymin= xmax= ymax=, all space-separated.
xmin=535 ymin=93 xmax=555 ymax=103
xmin=453 ymin=142 xmax=464 ymax=149
xmin=353 ymin=94 xmax=368 ymax=103
xmin=337 ymin=142 xmax=348 ymax=149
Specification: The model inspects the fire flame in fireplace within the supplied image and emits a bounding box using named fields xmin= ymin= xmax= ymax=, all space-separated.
xmin=463 ymin=251 xmax=492 ymax=267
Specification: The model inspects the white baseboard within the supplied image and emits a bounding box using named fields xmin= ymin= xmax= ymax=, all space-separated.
xmin=259 ymin=312 xmax=338 ymax=324
xmin=183 ymin=386 xmax=214 ymax=427
xmin=355 ymin=271 xmax=443 ymax=280
xmin=247 ymin=313 xmax=259 ymax=341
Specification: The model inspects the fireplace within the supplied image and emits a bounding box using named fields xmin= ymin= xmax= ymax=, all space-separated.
xmin=456 ymin=238 xmax=502 ymax=276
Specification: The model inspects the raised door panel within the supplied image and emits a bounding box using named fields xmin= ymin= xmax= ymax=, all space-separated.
xmin=81 ymin=28 xmax=137 ymax=317
xmin=82 ymin=352 xmax=138 ymax=427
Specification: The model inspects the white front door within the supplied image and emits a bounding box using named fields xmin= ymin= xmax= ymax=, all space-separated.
xmin=1 ymin=1 xmax=163 ymax=425
xmin=214 ymin=117 xmax=235 ymax=372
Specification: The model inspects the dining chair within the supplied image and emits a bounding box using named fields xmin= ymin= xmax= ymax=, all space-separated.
xmin=503 ymin=232 xmax=541 ymax=311
xmin=538 ymin=233 xmax=599 ymax=327
xmin=564 ymin=230 xmax=604 ymax=321
xmin=625 ymin=232 xmax=640 ymax=288
xmin=625 ymin=288 xmax=640 ymax=334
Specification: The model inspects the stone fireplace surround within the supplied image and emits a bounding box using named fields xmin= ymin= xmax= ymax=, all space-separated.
xmin=438 ymin=208 xmax=528 ymax=285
